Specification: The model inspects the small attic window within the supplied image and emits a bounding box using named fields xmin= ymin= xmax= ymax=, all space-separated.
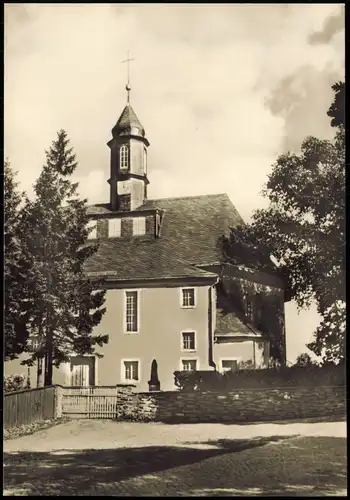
xmin=133 ymin=217 xmax=146 ymax=236
xmin=120 ymin=145 xmax=129 ymax=172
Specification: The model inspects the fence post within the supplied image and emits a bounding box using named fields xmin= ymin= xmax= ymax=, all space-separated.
xmin=54 ymin=385 xmax=63 ymax=418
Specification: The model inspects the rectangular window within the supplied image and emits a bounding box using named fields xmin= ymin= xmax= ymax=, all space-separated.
xmin=87 ymin=220 xmax=97 ymax=239
xmin=123 ymin=360 xmax=139 ymax=382
xmin=120 ymin=145 xmax=129 ymax=172
xmin=181 ymin=359 xmax=197 ymax=372
xmin=133 ymin=217 xmax=146 ymax=236
xmin=255 ymin=293 xmax=263 ymax=326
xmin=182 ymin=332 xmax=196 ymax=351
xmin=244 ymin=294 xmax=254 ymax=321
xmin=125 ymin=291 xmax=138 ymax=332
xmin=108 ymin=218 xmax=121 ymax=238
xmin=28 ymin=335 xmax=40 ymax=352
xmin=181 ymin=288 xmax=195 ymax=308
xmin=221 ymin=359 xmax=238 ymax=372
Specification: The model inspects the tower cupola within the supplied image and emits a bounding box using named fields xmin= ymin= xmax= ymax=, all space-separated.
xmin=107 ymin=57 xmax=150 ymax=212
xmin=111 ymin=102 xmax=146 ymax=140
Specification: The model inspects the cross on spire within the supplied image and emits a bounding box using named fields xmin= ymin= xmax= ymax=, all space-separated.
xmin=121 ymin=50 xmax=135 ymax=103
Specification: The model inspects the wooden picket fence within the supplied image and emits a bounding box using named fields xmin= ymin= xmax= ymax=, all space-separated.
xmin=4 ymin=386 xmax=56 ymax=430
xmin=61 ymin=386 xmax=118 ymax=419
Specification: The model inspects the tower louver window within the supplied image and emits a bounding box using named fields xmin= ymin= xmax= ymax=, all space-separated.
xmin=120 ymin=145 xmax=129 ymax=172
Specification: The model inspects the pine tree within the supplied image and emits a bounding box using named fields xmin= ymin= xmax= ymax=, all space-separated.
xmin=4 ymin=160 xmax=32 ymax=360
xmin=21 ymin=130 xmax=109 ymax=385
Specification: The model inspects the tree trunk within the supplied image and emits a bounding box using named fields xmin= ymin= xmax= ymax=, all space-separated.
xmin=36 ymin=321 xmax=44 ymax=387
xmin=44 ymin=329 xmax=53 ymax=386
xmin=37 ymin=357 xmax=44 ymax=387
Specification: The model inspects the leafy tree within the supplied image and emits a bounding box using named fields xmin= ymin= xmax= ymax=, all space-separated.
xmin=327 ymin=81 xmax=345 ymax=128
xmin=294 ymin=353 xmax=314 ymax=367
xmin=21 ymin=130 xmax=109 ymax=385
xmin=4 ymin=161 xmax=32 ymax=360
xmin=221 ymin=82 xmax=345 ymax=363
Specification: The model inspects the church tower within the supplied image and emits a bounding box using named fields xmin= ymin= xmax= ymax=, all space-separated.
xmin=107 ymin=81 xmax=149 ymax=212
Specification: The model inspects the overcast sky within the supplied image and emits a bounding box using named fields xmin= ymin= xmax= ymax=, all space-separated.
xmin=4 ymin=3 xmax=345 ymax=362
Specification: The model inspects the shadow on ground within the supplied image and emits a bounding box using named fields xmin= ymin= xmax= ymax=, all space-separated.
xmin=158 ymin=414 xmax=346 ymax=425
xmin=3 ymin=436 xmax=347 ymax=496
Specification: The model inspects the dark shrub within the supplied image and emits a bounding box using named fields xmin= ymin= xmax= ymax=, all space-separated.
xmin=4 ymin=374 xmax=27 ymax=393
xmin=174 ymin=364 xmax=345 ymax=392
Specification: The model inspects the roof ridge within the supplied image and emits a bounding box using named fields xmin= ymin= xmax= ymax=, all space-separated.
xmin=147 ymin=193 xmax=229 ymax=203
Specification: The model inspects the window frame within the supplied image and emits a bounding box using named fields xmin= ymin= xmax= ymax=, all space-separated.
xmin=28 ymin=335 xmax=40 ymax=352
xmin=180 ymin=358 xmax=199 ymax=372
xmin=132 ymin=217 xmax=146 ymax=236
xmin=219 ymin=357 xmax=241 ymax=373
xmin=180 ymin=287 xmax=197 ymax=309
xmin=124 ymin=289 xmax=140 ymax=334
xmin=180 ymin=330 xmax=197 ymax=352
xmin=119 ymin=144 xmax=129 ymax=172
xmin=121 ymin=358 xmax=141 ymax=384
xmin=108 ymin=218 xmax=121 ymax=238
xmin=244 ymin=294 xmax=253 ymax=321
xmin=87 ymin=219 xmax=97 ymax=240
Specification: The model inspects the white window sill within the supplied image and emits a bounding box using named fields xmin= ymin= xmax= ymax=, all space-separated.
xmin=180 ymin=306 xmax=196 ymax=309
xmin=124 ymin=331 xmax=140 ymax=335
xmin=181 ymin=349 xmax=197 ymax=353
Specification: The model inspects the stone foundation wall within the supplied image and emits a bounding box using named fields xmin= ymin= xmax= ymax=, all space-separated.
xmin=116 ymin=385 xmax=346 ymax=423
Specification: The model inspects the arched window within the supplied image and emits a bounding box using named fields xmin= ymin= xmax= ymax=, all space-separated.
xmin=120 ymin=145 xmax=129 ymax=172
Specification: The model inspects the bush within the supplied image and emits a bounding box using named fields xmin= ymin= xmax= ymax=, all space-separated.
xmin=294 ymin=353 xmax=315 ymax=367
xmin=174 ymin=364 xmax=345 ymax=392
xmin=4 ymin=374 xmax=27 ymax=393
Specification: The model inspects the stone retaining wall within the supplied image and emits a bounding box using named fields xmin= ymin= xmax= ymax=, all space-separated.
xmin=116 ymin=385 xmax=346 ymax=423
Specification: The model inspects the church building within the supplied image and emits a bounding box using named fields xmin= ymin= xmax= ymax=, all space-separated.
xmin=5 ymin=82 xmax=289 ymax=392
xmin=70 ymin=81 xmax=288 ymax=391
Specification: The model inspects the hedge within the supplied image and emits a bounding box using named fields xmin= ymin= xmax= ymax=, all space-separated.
xmin=174 ymin=364 xmax=345 ymax=391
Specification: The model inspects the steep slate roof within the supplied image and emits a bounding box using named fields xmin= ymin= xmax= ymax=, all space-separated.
xmin=215 ymin=309 xmax=261 ymax=338
xmin=112 ymin=104 xmax=145 ymax=137
xmin=87 ymin=193 xmax=245 ymax=281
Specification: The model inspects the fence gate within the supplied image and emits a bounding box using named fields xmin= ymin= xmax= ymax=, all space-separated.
xmin=62 ymin=387 xmax=118 ymax=419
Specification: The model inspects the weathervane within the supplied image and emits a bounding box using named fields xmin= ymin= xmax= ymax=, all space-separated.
xmin=121 ymin=50 xmax=135 ymax=104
